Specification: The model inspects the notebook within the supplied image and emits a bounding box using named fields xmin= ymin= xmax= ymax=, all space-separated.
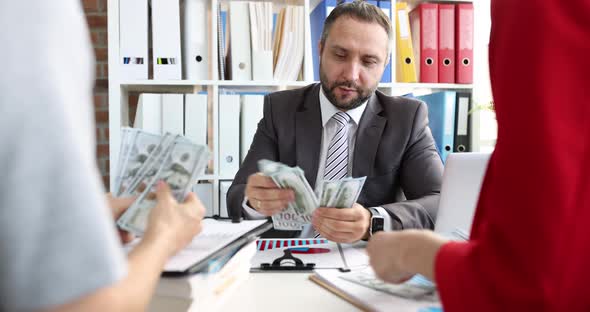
xmin=310 ymin=269 xmax=442 ymax=312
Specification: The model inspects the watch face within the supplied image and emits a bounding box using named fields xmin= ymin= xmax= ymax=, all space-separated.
xmin=371 ymin=217 xmax=385 ymax=234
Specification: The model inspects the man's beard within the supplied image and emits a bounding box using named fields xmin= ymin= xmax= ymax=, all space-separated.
xmin=319 ymin=63 xmax=375 ymax=111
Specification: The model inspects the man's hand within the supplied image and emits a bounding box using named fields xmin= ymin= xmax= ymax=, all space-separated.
xmin=366 ymin=230 xmax=447 ymax=283
xmin=106 ymin=193 xmax=137 ymax=244
xmin=311 ymin=203 xmax=371 ymax=243
xmin=142 ymin=181 xmax=206 ymax=258
xmin=244 ymin=173 xmax=294 ymax=216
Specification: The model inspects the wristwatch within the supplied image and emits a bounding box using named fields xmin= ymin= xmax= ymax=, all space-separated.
xmin=368 ymin=207 xmax=385 ymax=236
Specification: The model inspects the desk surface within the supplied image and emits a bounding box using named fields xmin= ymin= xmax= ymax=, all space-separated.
xmin=219 ymin=272 xmax=361 ymax=312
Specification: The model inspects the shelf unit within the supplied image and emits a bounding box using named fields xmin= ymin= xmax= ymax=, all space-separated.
xmin=107 ymin=0 xmax=490 ymax=216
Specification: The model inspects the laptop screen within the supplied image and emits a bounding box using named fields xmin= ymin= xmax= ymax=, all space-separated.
xmin=434 ymin=153 xmax=491 ymax=237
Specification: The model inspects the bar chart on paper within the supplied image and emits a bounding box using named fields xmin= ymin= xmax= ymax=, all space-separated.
xmin=257 ymin=239 xmax=328 ymax=250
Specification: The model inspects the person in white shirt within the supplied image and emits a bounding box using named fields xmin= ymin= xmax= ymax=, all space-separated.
xmin=0 ymin=1 xmax=205 ymax=311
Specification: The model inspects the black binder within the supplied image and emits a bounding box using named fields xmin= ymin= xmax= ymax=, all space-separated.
xmin=453 ymin=92 xmax=472 ymax=153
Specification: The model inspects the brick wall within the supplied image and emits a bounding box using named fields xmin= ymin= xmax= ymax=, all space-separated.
xmin=83 ymin=0 xmax=110 ymax=188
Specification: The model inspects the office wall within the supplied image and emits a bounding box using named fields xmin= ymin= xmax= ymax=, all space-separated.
xmin=83 ymin=0 xmax=111 ymax=188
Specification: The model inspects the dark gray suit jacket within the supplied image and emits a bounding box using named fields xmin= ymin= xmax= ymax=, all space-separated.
xmin=227 ymin=84 xmax=443 ymax=236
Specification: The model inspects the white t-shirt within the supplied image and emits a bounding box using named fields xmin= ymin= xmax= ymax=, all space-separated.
xmin=0 ymin=1 xmax=126 ymax=310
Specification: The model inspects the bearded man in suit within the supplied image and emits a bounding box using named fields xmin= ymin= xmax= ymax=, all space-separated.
xmin=227 ymin=1 xmax=443 ymax=242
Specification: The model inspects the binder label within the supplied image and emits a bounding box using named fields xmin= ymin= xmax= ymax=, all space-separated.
xmin=457 ymin=97 xmax=469 ymax=135
xmin=398 ymin=10 xmax=410 ymax=38
xmin=445 ymin=100 xmax=454 ymax=135
xmin=459 ymin=9 xmax=474 ymax=50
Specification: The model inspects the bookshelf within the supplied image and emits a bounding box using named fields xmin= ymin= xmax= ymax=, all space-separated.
xmin=107 ymin=0 xmax=491 ymax=216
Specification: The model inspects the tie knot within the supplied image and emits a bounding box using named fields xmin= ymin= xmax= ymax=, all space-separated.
xmin=332 ymin=112 xmax=350 ymax=127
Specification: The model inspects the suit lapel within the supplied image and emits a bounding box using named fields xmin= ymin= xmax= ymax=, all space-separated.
xmin=353 ymin=93 xmax=387 ymax=177
xmin=296 ymin=84 xmax=322 ymax=188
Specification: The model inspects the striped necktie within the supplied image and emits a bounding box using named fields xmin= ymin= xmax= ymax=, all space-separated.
xmin=324 ymin=112 xmax=351 ymax=181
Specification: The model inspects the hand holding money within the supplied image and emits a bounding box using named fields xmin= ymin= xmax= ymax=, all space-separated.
xmin=312 ymin=202 xmax=371 ymax=243
xmin=245 ymin=173 xmax=295 ymax=216
xmin=141 ymin=181 xmax=206 ymax=258
xmin=106 ymin=193 xmax=137 ymax=244
xmin=258 ymin=160 xmax=320 ymax=230
xmin=256 ymin=160 xmax=368 ymax=232
xmin=114 ymin=127 xmax=210 ymax=236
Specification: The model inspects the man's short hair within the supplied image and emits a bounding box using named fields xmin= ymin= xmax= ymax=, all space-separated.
xmin=320 ymin=0 xmax=393 ymax=56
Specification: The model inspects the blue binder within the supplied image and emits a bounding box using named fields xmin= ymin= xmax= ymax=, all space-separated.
xmin=377 ymin=0 xmax=392 ymax=83
xmin=310 ymin=0 xmax=338 ymax=81
xmin=415 ymin=91 xmax=457 ymax=163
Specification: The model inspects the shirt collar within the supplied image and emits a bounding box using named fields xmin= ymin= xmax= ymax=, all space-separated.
xmin=319 ymin=86 xmax=368 ymax=127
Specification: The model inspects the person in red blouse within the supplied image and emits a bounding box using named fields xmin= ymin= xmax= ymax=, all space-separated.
xmin=366 ymin=1 xmax=590 ymax=310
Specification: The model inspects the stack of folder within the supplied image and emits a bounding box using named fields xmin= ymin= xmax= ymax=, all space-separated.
xmin=134 ymin=93 xmax=208 ymax=147
xmin=134 ymin=90 xmax=266 ymax=216
xmin=219 ymin=2 xmax=304 ymax=81
xmin=271 ymin=5 xmax=305 ymax=81
xmin=394 ymin=2 xmax=473 ymax=84
xmin=120 ymin=0 xmax=304 ymax=81
xmin=412 ymin=91 xmax=473 ymax=163
xmin=119 ymin=0 xmax=210 ymax=80
xmin=144 ymin=219 xmax=272 ymax=312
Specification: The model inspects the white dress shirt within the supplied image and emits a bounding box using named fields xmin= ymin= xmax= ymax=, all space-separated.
xmin=242 ymin=87 xmax=392 ymax=236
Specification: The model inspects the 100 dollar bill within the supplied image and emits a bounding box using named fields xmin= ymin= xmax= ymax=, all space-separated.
xmin=258 ymin=160 xmax=366 ymax=231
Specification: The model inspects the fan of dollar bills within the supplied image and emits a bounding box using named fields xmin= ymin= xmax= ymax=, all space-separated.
xmin=114 ymin=127 xmax=210 ymax=236
xmin=258 ymin=160 xmax=366 ymax=230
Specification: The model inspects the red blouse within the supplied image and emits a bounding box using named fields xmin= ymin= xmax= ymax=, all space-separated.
xmin=435 ymin=1 xmax=590 ymax=311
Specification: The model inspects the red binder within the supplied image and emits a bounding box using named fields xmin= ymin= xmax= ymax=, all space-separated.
xmin=438 ymin=4 xmax=455 ymax=83
xmin=455 ymin=3 xmax=474 ymax=84
xmin=410 ymin=3 xmax=439 ymax=83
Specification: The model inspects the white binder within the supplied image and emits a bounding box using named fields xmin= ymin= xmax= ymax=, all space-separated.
xmin=119 ymin=0 xmax=148 ymax=80
xmin=229 ymin=2 xmax=252 ymax=81
xmin=240 ymin=94 xmax=264 ymax=162
xmin=193 ymin=182 xmax=214 ymax=217
xmin=182 ymin=0 xmax=209 ymax=80
xmin=252 ymin=50 xmax=273 ymax=81
xmin=184 ymin=93 xmax=208 ymax=146
xmin=249 ymin=2 xmax=273 ymax=80
xmin=134 ymin=93 xmax=162 ymax=134
xmin=152 ymin=0 xmax=183 ymax=80
xmin=273 ymin=6 xmax=304 ymax=81
xmin=219 ymin=181 xmax=232 ymax=218
xmin=162 ymin=94 xmax=184 ymax=135
xmin=218 ymin=94 xmax=240 ymax=177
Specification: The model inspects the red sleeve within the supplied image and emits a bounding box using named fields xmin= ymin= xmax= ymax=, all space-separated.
xmin=435 ymin=1 xmax=590 ymax=311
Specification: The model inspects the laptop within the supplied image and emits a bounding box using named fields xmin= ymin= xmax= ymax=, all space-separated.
xmin=434 ymin=152 xmax=491 ymax=238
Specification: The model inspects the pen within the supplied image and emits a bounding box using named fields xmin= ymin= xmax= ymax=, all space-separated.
xmin=337 ymin=243 xmax=351 ymax=272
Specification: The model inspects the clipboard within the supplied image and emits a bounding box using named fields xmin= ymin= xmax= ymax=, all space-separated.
xmin=251 ymin=240 xmax=368 ymax=272
xmin=161 ymin=220 xmax=273 ymax=276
